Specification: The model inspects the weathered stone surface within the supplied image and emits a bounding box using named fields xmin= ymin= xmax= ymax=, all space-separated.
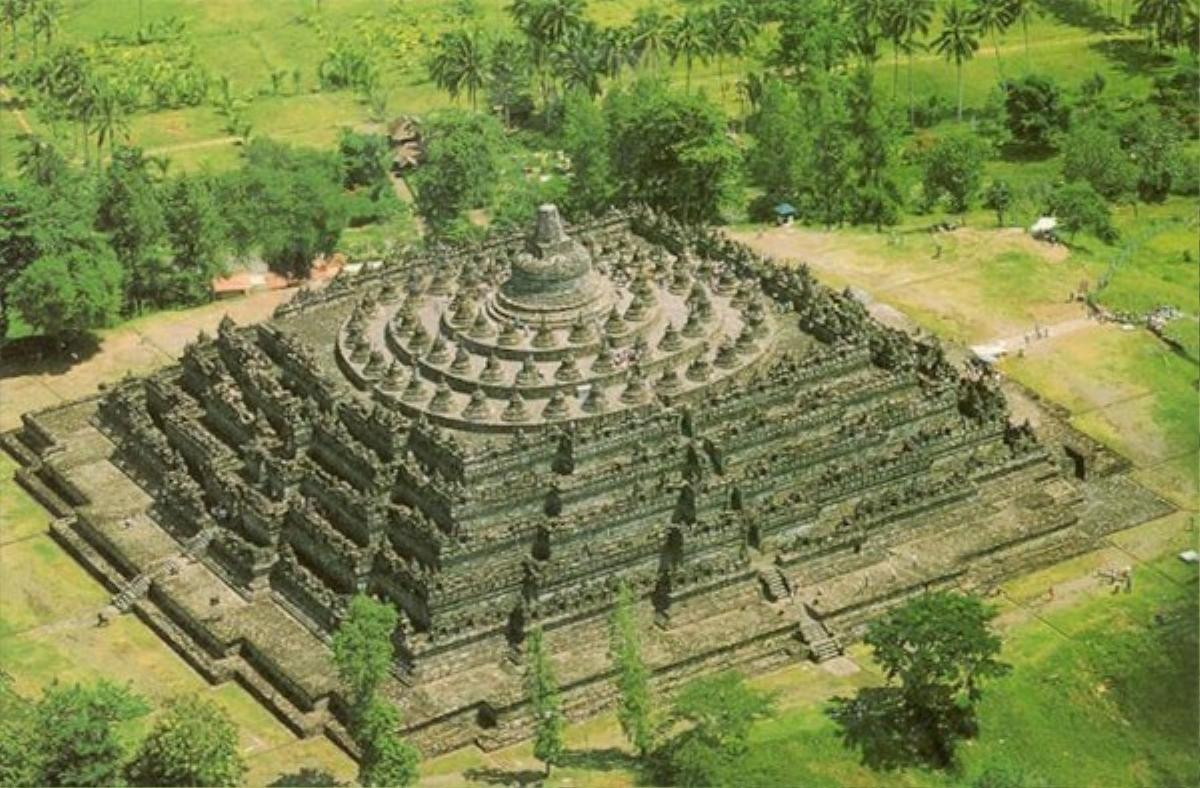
xmin=5 ymin=205 xmax=1173 ymax=759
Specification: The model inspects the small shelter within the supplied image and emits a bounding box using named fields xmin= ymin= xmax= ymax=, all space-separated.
xmin=773 ymin=202 xmax=797 ymax=226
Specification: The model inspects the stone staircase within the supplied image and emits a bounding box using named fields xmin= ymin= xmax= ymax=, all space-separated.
xmin=757 ymin=565 xmax=791 ymax=602
xmin=111 ymin=528 xmax=214 ymax=614
xmin=112 ymin=573 xmax=152 ymax=613
xmin=796 ymin=604 xmax=842 ymax=663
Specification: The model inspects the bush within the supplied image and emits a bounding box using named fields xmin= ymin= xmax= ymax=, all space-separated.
xmin=1003 ymin=74 xmax=1070 ymax=150
xmin=921 ymin=132 xmax=989 ymax=213
xmin=1048 ymin=181 xmax=1117 ymax=243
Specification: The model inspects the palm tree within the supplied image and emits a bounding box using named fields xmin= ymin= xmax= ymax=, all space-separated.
xmin=667 ymin=11 xmax=710 ymax=92
xmin=29 ymin=0 xmax=57 ymax=55
xmin=890 ymin=0 xmax=935 ymax=124
xmin=970 ymin=0 xmax=1015 ymax=79
xmin=629 ymin=7 xmax=671 ymax=72
xmin=554 ymin=24 xmax=606 ymax=98
xmin=933 ymin=1 xmax=980 ymax=121
xmin=704 ymin=1 xmax=756 ymax=96
xmin=15 ymin=132 xmax=65 ymax=185
xmin=1005 ymin=0 xmax=1037 ymax=62
xmin=89 ymin=80 xmax=129 ymax=164
xmin=428 ymin=28 xmax=490 ymax=110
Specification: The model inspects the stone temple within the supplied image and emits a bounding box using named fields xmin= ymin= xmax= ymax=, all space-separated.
xmin=5 ymin=205 xmax=1171 ymax=754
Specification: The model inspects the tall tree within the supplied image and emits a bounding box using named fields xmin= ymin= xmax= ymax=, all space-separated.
xmin=1005 ymin=0 xmax=1038 ymax=61
xmin=666 ymin=11 xmax=710 ymax=92
xmin=888 ymin=0 xmax=935 ymax=125
xmin=608 ymin=584 xmax=655 ymax=758
xmin=428 ymin=28 xmax=491 ymax=110
xmin=96 ymin=145 xmax=169 ymax=311
xmin=921 ymin=130 xmax=989 ymax=213
xmin=126 ymin=695 xmax=246 ymax=787
xmin=846 ymin=68 xmax=902 ymax=229
xmin=88 ymin=79 xmax=129 ymax=164
xmin=560 ymin=89 xmax=615 ymax=216
xmin=332 ymin=594 xmax=400 ymax=712
xmin=30 ymin=680 xmax=149 ymax=786
xmin=28 ymin=0 xmax=56 ymax=53
xmin=651 ymin=671 xmax=774 ymax=786
xmin=864 ymin=592 xmax=1009 ymax=767
xmin=407 ymin=110 xmax=506 ymax=236
xmin=933 ymin=1 xmax=981 ymax=121
xmin=220 ymin=139 xmax=348 ymax=278
xmin=746 ymin=78 xmax=809 ymax=219
xmin=525 ymin=627 xmax=565 ymax=777
xmin=969 ymin=0 xmax=1015 ymax=80
xmin=605 ymin=78 xmax=741 ymax=223
xmin=163 ymin=174 xmax=229 ymax=303
xmin=704 ymin=2 xmax=756 ymax=96
xmin=629 ymin=6 xmax=671 ymax=71
xmin=331 ymin=595 xmax=420 ymax=788
xmin=9 ymin=248 xmax=124 ymax=340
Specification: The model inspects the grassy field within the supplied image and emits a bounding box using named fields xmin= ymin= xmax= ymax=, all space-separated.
xmin=1 ymin=0 xmax=1174 ymax=176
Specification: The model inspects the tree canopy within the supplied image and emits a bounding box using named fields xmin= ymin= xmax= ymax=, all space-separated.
xmin=126 ymin=695 xmax=246 ymax=787
xmin=604 ymin=77 xmax=741 ymax=224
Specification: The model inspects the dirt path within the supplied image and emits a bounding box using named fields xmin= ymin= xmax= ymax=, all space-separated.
xmin=0 ymin=287 xmax=296 ymax=432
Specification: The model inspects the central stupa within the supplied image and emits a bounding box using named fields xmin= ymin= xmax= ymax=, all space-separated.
xmin=338 ymin=204 xmax=773 ymax=428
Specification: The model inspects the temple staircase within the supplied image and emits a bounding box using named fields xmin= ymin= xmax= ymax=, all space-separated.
xmin=112 ymin=574 xmax=152 ymax=613
xmin=110 ymin=528 xmax=215 ymax=613
xmin=796 ymin=604 xmax=842 ymax=663
xmin=758 ymin=565 xmax=791 ymax=602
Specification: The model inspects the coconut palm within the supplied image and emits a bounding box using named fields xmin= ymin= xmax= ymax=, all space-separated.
xmin=667 ymin=11 xmax=710 ymax=92
xmin=1005 ymin=0 xmax=1038 ymax=62
xmin=428 ymin=28 xmax=490 ymax=110
xmin=888 ymin=0 xmax=935 ymax=124
xmin=554 ymin=24 xmax=607 ymax=98
xmin=704 ymin=1 xmax=757 ymax=96
xmin=29 ymin=0 xmax=57 ymax=55
xmin=89 ymin=80 xmax=129 ymax=164
xmin=933 ymin=1 xmax=980 ymax=121
xmin=970 ymin=0 xmax=1015 ymax=79
xmin=628 ymin=6 xmax=671 ymax=71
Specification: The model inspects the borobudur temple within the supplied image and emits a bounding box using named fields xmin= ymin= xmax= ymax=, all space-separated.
xmin=4 ymin=205 xmax=1172 ymax=755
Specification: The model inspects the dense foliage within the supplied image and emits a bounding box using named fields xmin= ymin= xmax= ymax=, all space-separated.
xmin=331 ymin=595 xmax=420 ymax=787
xmin=829 ymin=592 xmax=1009 ymax=769
xmin=650 ymin=671 xmax=775 ymax=786
xmin=126 ymin=695 xmax=246 ymax=787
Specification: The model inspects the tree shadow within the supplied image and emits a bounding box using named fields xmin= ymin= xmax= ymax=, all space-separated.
xmin=826 ymin=687 xmax=928 ymax=771
xmin=556 ymin=746 xmax=640 ymax=772
xmin=1090 ymin=39 xmax=1176 ymax=78
xmin=0 ymin=333 xmax=101 ymax=379
xmin=462 ymin=765 xmax=546 ymax=786
xmin=268 ymin=767 xmax=342 ymax=787
xmin=1037 ymin=0 xmax=1122 ymax=34
xmin=826 ymin=686 xmax=977 ymax=772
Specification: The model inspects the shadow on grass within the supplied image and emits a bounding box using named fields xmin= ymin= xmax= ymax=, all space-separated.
xmin=1038 ymin=0 xmax=1122 ymax=33
xmin=556 ymin=746 xmax=639 ymax=772
xmin=1091 ymin=38 xmax=1176 ymax=77
xmin=826 ymin=687 xmax=976 ymax=772
xmin=826 ymin=687 xmax=926 ymax=771
xmin=268 ymin=767 xmax=342 ymax=787
xmin=462 ymin=766 xmax=546 ymax=786
xmin=0 ymin=333 xmax=101 ymax=379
